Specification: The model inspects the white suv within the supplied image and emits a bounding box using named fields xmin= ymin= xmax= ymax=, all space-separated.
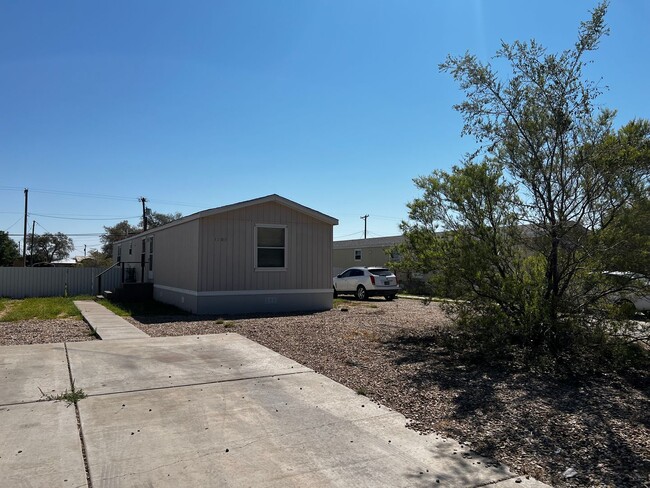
xmin=333 ymin=267 xmax=399 ymax=300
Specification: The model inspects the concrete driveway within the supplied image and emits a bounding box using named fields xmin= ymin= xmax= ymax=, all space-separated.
xmin=1 ymin=333 xmax=548 ymax=487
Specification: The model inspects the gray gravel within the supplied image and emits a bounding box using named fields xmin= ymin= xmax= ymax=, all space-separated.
xmin=0 ymin=318 xmax=96 ymax=346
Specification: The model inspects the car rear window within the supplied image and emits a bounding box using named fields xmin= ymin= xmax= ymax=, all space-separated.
xmin=369 ymin=268 xmax=392 ymax=277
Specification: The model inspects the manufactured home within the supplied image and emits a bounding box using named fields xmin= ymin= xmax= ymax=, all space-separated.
xmin=113 ymin=194 xmax=338 ymax=314
xmin=332 ymin=235 xmax=404 ymax=277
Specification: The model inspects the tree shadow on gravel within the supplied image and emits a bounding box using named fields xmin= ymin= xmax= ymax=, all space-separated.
xmin=381 ymin=332 xmax=650 ymax=486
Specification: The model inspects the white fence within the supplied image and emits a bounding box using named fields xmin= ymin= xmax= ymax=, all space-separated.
xmin=0 ymin=267 xmax=121 ymax=299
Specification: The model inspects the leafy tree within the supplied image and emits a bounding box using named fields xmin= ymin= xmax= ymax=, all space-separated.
xmin=592 ymin=121 xmax=650 ymax=276
xmin=142 ymin=209 xmax=182 ymax=230
xmin=99 ymin=210 xmax=182 ymax=261
xmin=30 ymin=232 xmax=74 ymax=264
xmin=79 ymin=249 xmax=113 ymax=268
xmin=100 ymin=220 xmax=140 ymax=256
xmin=0 ymin=231 xmax=20 ymax=266
xmin=398 ymin=2 xmax=650 ymax=363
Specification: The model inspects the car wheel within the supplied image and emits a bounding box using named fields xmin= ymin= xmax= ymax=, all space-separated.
xmin=333 ymin=287 xmax=338 ymax=298
xmin=356 ymin=285 xmax=367 ymax=301
xmin=385 ymin=294 xmax=395 ymax=301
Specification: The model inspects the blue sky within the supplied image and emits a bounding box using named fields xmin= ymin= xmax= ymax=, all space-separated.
xmin=1 ymin=0 xmax=648 ymax=254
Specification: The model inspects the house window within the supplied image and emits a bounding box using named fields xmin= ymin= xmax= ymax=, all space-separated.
xmin=117 ymin=245 xmax=122 ymax=263
xmin=255 ymin=225 xmax=286 ymax=269
xmin=354 ymin=249 xmax=362 ymax=261
xmin=128 ymin=242 xmax=132 ymax=255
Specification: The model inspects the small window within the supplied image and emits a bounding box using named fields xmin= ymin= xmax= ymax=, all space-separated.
xmin=354 ymin=249 xmax=362 ymax=261
xmin=256 ymin=225 xmax=286 ymax=269
xmin=128 ymin=242 xmax=132 ymax=255
xmin=117 ymin=245 xmax=122 ymax=263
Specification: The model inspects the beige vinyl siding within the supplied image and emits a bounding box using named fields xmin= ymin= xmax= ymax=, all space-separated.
xmin=333 ymin=245 xmax=392 ymax=273
xmin=154 ymin=219 xmax=200 ymax=291
xmin=198 ymin=201 xmax=332 ymax=292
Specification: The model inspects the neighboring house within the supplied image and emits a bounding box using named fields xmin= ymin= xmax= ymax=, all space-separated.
xmin=35 ymin=257 xmax=77 ymax=267
xmin=112 ymin=194 xmax=338 ymax=314
xmin=333 ymin=235 xmax=404 ymax=277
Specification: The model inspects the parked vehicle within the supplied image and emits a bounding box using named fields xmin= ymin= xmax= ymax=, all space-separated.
xmin=603 ymin=271 xmax=650 ymax=316
xmin=333 ymin=267 xmax=399 ymax=300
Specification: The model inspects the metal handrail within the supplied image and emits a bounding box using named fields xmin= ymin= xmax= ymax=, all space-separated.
xmin=96 ymin=260 xmax=150 ymax=295
xmin=96 ymin=261 xmax=121 ymax=278
xmin=96 ymin=262 xmax=121 ymax=296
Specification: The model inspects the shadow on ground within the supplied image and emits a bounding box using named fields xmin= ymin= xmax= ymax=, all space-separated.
xmin=381 ymin=332 xmax=650 ymax=487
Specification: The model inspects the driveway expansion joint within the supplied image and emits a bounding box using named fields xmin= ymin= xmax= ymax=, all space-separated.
xmin=83 ymin=369 xmax=313 ymax=398
xmin=64 ymin=342 xmax=93 ymax=488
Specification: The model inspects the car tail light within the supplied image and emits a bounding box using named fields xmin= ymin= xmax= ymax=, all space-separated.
xmin=370 ymin=275 xmax=375 ymax=285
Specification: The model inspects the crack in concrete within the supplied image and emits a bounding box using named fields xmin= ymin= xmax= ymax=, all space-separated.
xmin=64 ymin=341 xmax=93 ymax=488
xmin=471 ymin=474 xmax=520 ymax=487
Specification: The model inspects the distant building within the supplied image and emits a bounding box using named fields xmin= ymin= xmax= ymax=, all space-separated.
xmin=333 ymin=235 xmax=404 ymax=277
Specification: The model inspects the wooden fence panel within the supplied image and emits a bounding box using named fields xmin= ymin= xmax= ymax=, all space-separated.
xmin=0 ymin=267 xmax=121 ymax=298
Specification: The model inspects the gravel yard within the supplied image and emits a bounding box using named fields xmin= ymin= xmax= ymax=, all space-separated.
xmin=0 ymin=318 xmax=96 ymax=346
xmin=2 ymin=297 xmax=648 ymax=486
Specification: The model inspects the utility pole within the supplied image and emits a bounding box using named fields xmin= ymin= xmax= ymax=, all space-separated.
xmin=23 ymin=188 xmax=28 ymax=266
xmin=360 ymin=214 xmax=369 ymax=239
xmin=84 ymin=244 xmax=87 ymax=257
xmin=30 ymin=220 xmax=35 ymax=266
xmin=139 ymin=197 xmax=148 ymax=231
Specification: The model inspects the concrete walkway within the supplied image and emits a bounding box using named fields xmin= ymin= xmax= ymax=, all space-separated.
xmin=74 ymin=300 xmax=149 ymax=340
xmin=0 ymin=304 xmax=550 ymax=487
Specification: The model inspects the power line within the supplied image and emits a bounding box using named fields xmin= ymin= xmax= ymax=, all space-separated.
xmin=4 ymin=216 xmax=24 ymax=232
xmin=2 ymin=185 xmax=207 ymax=208
xmin=30 ymin=213 xmax=141 ymax=221
xmin=370 ymin=214 xmax=404 ymax=221
xmin=334 ymin=231 xmax=364 ymax=239
xmin=35 ymin=221 xmax=52 ymax=234
xmin=27 ymin=188 xmax=139 ymax=202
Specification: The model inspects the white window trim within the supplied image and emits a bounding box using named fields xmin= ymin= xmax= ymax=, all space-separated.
xmin=354 ymin=249 xmax=362 ymax=261
xmin=254 ymin=224 xmax=288 ymax=271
